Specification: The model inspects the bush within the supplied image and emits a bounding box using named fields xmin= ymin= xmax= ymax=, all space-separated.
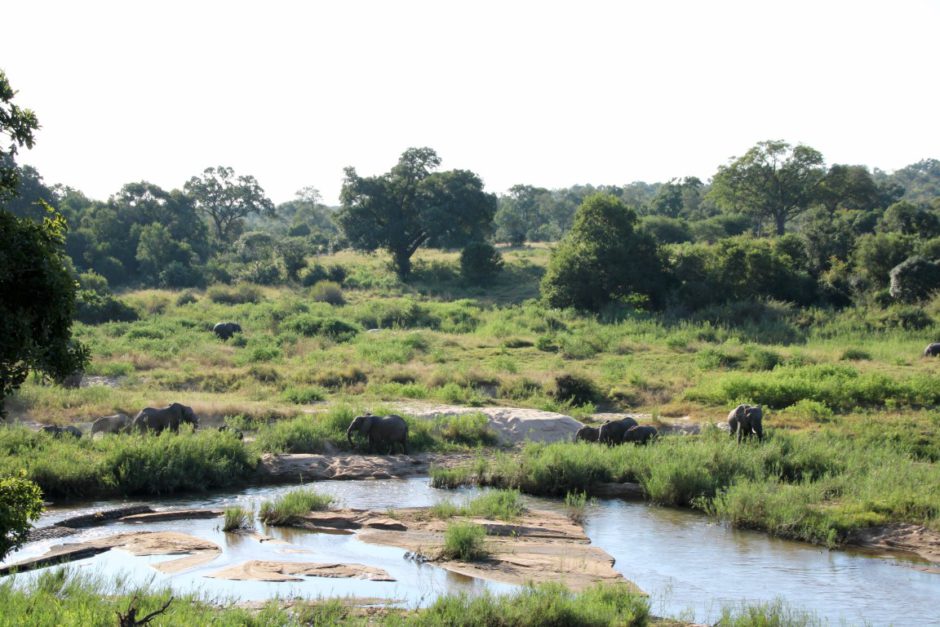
xmin=175 ymin=290 xmax=199 ymax=306
xmin=310 ymin=280 xmax=345 ymax=305
xmin=281 ymin=385 xmax=326 ymax=404
xmin=441 ymin=521 xmax=488 ymax=561
xmin=460 ymin=240 xmax=504 ymax=283
xmin=259 ymin=488 xmax=335 ymax=525
xmin=840 ymin=348 xmax=871 ymax=361
xmin=207 ymin=283 xmax=263 ymax=304
xmin=76 ymin=271 xmax=109 ymax=295
xmin=0 ymin=474 xmax=43 ymax=560
xmin=281 ymin=314 xmax=360 ymax=342
xmin=553 ymin=373 xmax=601 ymax=405
xmin=74 ymin=290 xmax=139 ymax=324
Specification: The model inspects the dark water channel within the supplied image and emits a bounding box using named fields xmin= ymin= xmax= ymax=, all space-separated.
xmin=3 ymin=478 xmax=938 ymax=625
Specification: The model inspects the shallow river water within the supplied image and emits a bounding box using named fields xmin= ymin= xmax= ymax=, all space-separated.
xmin=3 ymin=478 xmax=938 ymax=625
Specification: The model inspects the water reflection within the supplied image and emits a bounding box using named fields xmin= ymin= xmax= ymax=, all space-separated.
xmin=5 ymin=477 xmax=939 ymax=624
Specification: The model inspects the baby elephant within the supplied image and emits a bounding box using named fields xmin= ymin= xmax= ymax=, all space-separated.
xmin=622 ymin=425 xmax=658 ymax=445
xmin=924 ymin=342 xmax=940 ymax=357
xmin=213 ymin=322 xmax=242 ymax=341
xmin=597 ymin=416 xmax=640 ymax=445
xmin=91 ymin=413 xmax=131 ymax=436
xmin=575 ymin=425 xmax=599 ymax=442
xmin=727 ymin=404 xmax=764 ymax=443
xmin=40 ymin=425 xmax=82 ymax=438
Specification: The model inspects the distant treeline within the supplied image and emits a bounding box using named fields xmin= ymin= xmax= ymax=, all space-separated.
xmin=3 ymin=142 xmax=940 ymax=314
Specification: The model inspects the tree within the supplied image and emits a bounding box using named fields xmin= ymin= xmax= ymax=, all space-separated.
xmin=185 ymin=166 xmax=275 ymax=243
xmin=709 ymin=140 xmax=825 ymax=235
xmin=0 ymin=473 xmax=43 ymax=560
xmin=1 ymin=209 xmax=90 ymax=416
xmin=851 ymin=232 xmax=913 ymax=289
xmin=0 ymin=70 xmax=39 ymax=198
xmin=889 ymin=256 xmax=940 ymax=302
xmin=541 ymin=193 xmax=665 ymax=311
xmin=878 ymin=200 xmax=940 ymax=238
xmin=337 ymin=147 xmax=497 ymax=278
xmin=814 ymin=164 xmax=881 ymax=213
xmin=1 ymin=71 xmax=89 ymax=417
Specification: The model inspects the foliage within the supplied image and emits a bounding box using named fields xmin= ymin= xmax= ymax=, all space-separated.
xmin=184 ymin=166 xmax=275 ymax=243
xmin=0 ymin=209 xmax=89 ymax=416
xmin=222 ymin=506 xmax=254 ymax=532
xmin=258 ymin=488 xmax=335 ymax=525
xmin=564 ymin=491 xmax=589 ymax=524
xmin=0 ymin=473 xmax=43 ymax=560
xmin=338 ymin=147 xmax=497 ymax=277
xmin=206 ymin=282 xmax=263 ymax=304
xmin=709 ymin=140 xmax=825 ymax=235
xmin=310 ymin=280 xmax=345 ymax=305
xmin=74 ymin=289 xmax=139 ymax=324
xmin=541 ymin=193 xmax=665 ymax=311
xmin=0 ymin=69 xmax=39 ymax=197
xmin=441 ymin=521 xmax=488 ymax=561
xmin=459 ymin=240 xmax=504 ymax=283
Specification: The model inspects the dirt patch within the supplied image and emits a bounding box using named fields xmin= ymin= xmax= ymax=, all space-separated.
xmin=847 ymin=523 xmax=940 ymax=568
xmin=207 ymin=560 xmax=395 ymax=582
xmin=286 ymin=507 xmax=639 ymax=593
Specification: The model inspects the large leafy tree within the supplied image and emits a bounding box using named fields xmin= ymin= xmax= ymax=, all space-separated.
xmin=185 ymin=166 xmax=275 ymax=243
xmin=814 ymin=164 xmax=881 ymax=214
xmin=541 ymin=193 xmax=665 ymax=311
xmin=1 ymin=70 xmax=89 ymax=417
xmin=338 ymin=147 xmax=497 ymax=278
xmin=0 ymin=473 xmax=43 ymax=560
xmin=709 ymin=140 xmax=825 ymax=235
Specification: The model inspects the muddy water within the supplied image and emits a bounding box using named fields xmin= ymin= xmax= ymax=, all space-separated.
xmin=4 ymin=478 xmax=939 ymax=625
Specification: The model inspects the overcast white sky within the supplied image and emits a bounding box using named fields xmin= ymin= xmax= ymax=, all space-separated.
xmin=2 ymin=0 xmax=938 ymax=205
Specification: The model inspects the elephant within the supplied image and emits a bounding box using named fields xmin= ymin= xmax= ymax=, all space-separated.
xmin=132 ymin=403 xmax=199 ymax=434
xmin=597 ymin=416 xmax=640 ymax=445
xmin=924 ymin=343 xmax=940 ymax=357
xmin=623 ymin=425 xmax=658 ymax=445
xmin=728 ymin=404 xmax=764 ymax=443
xmin=91 ymin=413 xmax=131 ymax=435
xmin=40 ymin=425 xmax=82 ymax=438
xmin=346 ymin=414 xmax=408 ymax=454
xmin=213 ymin=322 xmax=242 ymax=341
xmin=575 ymin=425 xmax=599 ymax=442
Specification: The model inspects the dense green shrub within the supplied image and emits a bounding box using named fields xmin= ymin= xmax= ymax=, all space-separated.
xmin=441 ymin=521 xmax=488 ymax=561
xmin=74 ymin=290 xmax=139 ymax=324
xmin=206 ymin=282 xmax=263 ymax=304
xmin=259 ymin=488 xmax=335 ymax=525
xmin=553 ymin=373 xmax=601 ymax=405
xmin=460 ymin=240 xmax=504 ymax=283
xmin=889 ymin=256 xmax=940 ymax=302
xmin=310 ymin=280 xmax=345 ymax=305
xmin=0 ymin=473 xmax=43 ymax=559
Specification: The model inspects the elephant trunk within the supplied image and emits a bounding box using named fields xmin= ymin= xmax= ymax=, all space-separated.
xmin=346 ymin=426 xmax=355 ymax=446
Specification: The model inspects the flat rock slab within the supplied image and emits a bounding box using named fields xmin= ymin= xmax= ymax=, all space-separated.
xmin=207 ymin=560 xmax=395 ymax=582
xmin=294 ymin=507 xmax=638 ymax=593
xmin=257 ymin=453 xmax=437 ymax=483
xmin=120 ymin=509 xmax=223 ymax=523
xmin=1 ymin=531 xmax=221 ymax=576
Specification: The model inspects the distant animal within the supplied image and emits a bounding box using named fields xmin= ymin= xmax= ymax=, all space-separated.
xmin=924 ymin=343 xmax=940 ymax=357
xmin=213 ymin=322 xmax=242 ymax=341
xmin=622 ymin=425 xmax=658 ymax=445
xmin=728 ymin=404 xmax=764 ymax=443
xmin=218 ymin=425 xmax=244 ymax=440
xmin=597 ymin=416 xmax=640 ymax=445
xmin=346 ymin=413 xmax=408 ymax=454
xmin=91 ymin=413 xmax=131 ymax=436
xmin=58 ymin=371 xmax=83 ymax=389
xmin=132 ymin=403 xmax=199 ymax=434
xmin=575 ymin=425 xmax=599 ymax=442
xmin=40 ymin=425 xmax=82 ymax=438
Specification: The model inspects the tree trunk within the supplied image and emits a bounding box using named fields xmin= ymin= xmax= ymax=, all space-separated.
xmin=392 ymin=248 xmax=412 ymax=279
xmin=774 ymin=211 xmax=787 ymax=236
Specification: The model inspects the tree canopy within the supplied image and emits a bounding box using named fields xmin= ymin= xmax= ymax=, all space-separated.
xmin=185 ymin=166 xmax=275 ymax=243
xmin=0 ymin=70 xmax=39 ymax=198
xmin=338 ymin=147 xmax=497 ymax=277
xmin=709 ymin=140 xmax=825 ymax=235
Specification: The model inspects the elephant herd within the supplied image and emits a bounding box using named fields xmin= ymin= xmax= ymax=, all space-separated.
xmin=575 ymin=416 xmax=658 ymax=446
xmin=40 ymin=403 xmax=203 ymax=439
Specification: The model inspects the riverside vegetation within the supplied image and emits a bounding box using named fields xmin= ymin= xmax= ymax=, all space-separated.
xmin=3 ymin=248 xmax=939 ymax=543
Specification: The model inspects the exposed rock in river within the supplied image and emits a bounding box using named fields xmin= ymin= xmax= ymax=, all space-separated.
xmin=207 ymin=560 xmax=395 ymax=582
xmin=847 ymin=523 xmax=940 ymax=569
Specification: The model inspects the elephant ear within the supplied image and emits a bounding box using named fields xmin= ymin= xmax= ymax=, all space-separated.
xmin=362 ymin=415 xmax=374 ymax=433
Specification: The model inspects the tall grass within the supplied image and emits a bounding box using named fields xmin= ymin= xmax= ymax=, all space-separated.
xmin=259 ymin=488 xmax=335 ymax=525
xmin=222 ymin=506 xmax=254 ymax=532
xmin=441 ymin=427 xmax=940 ymax=545
xmin=0 ymin=426 xmax=255 ymax=499
xmin=429 ymin=490 xmax=526 ymax=521
xmin=441 ymin=521 xmax=488 ymax=561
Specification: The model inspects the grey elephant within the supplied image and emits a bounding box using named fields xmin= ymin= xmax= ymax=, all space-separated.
xmin=623 ymin=425 xmax=658 ymax=445
xmin=132 ymin=403 xmax=199 ymax=434
xmin=91 ymin=413 xmax=131 ymax=435
xmin=213 ymin=322 xmax=242 ymax=341
xmin=346 ymin=414 xmax=408 ymax=454
xmin=924 ymin=343 xmax=940 ymax=357
xmin=218 ymin=425 xmax=244 ymax=440
xmin=728 ymin=404 xmax=764 ymax=443
xmin=597 ymin=416 xmax=639 ymax=445
xmin=575 ymin=425 xmax=599 ymax=442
